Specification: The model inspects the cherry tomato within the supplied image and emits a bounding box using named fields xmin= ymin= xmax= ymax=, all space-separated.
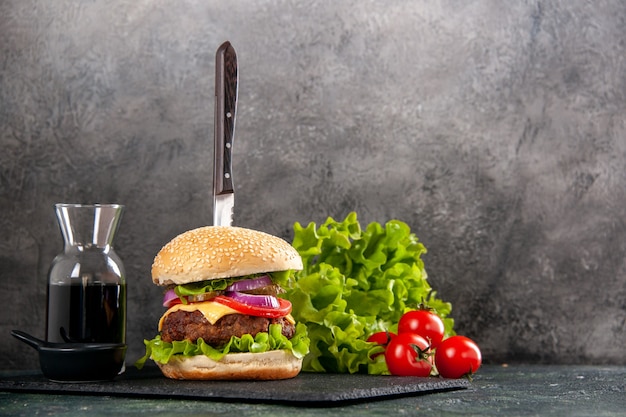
xmin=398 ymin=309 xmax=445 ymax=348
xmin=367 ymin=331 xmax=397 ymax=359
xmin=384 ymin=333 xmax=433 ymax=377
xmin=366 ymin=331 xmax=397 ymax=346
xmin=213 ymin=295 xmax=292 ymax=319
xmin=435 ymin=335 xmax=482 ymax=379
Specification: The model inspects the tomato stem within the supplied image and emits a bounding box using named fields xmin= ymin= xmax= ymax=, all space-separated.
xmin=409 ymin=343 xmax=432 ymax=362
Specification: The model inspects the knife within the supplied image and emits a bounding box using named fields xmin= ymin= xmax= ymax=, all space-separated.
xmin=213 ymin=41 xmax=238 ymax=226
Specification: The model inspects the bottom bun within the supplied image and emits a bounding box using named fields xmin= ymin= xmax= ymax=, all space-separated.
xmin=156 ymin=350 xmax=303 ymax=380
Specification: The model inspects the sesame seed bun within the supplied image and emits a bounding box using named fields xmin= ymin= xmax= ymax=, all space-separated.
xmin=151 ymin=226 xmax=303 ymax=286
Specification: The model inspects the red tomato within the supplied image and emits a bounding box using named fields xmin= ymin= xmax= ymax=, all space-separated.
xmin=366 ymin=331 xmax=397 ymax=346
xmin=435 ymin=336 xmax=482 ymax=379
xmin=164 ymin=297 xmax=183 ymax=308
xmin=384 ymin=333 xmax=433 ymax=377
xmin=367 ymin=331 xmax=397 ymax=359
xmin=398 ymin=309 xmax=445 ymax=348
xmin=213 ymin=295 xmax=292 ymax=319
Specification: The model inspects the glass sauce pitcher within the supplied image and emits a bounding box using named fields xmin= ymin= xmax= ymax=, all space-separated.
xmin=46 ymin=203 xmax=126 ymax=345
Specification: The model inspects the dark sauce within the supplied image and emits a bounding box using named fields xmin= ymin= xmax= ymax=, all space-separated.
xmin=46 ymin=282 xmax=126 ymax=344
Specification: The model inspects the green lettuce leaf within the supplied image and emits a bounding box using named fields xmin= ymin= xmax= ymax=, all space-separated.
xmin=174 ymin=271 xmax=292 ymax=298
xmin=135 ymin=322 xmax=310 ymax=369
xmin=284 ymin=212 xmax=454 ymax=374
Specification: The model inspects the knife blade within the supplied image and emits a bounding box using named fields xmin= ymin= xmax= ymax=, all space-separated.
xmin=213 ymin=41 xmax=238 ymax=226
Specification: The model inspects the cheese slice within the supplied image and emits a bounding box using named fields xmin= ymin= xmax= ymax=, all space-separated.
xmin=158 ymin=301 xmax=295 ymax=331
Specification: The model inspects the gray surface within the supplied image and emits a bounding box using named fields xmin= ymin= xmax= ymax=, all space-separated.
xmin=1 ymin=0 xmax=626 ymax=370
xmin=0 ymin=366 xmax=468 ymax=404
xmin=0 ymin=365 xmax=624 ymax=417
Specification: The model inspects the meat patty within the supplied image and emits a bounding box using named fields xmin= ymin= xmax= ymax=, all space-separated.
xmin=160 ymin=310 xmax=296 ymax=346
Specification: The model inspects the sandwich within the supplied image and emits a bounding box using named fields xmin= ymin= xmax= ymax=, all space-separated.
xmin=136 ymin=226 xmax=309 ymax=380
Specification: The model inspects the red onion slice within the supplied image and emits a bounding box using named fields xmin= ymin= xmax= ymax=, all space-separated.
xmin=225 ymin=275 xmax=273 ymax=292
xmin=224 ymin=291 xmax=280 ymax=309
xmin=162 ymin=289 xmax=181 ymax=308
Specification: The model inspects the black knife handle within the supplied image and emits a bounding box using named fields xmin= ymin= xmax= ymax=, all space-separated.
xmin=214 ymin=41 xmax=238 ymax=195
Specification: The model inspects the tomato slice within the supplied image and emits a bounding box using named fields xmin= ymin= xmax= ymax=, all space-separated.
xmin=165 ymin=298 xmax=183 ymax=308
xmin=213 ymin=295 xmax=292 ymax=318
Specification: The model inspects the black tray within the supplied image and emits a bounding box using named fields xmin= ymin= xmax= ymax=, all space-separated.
xmin=0 ymin=366 xmax=469 ymax=406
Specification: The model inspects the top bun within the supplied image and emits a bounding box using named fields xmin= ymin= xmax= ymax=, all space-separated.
xmin=152 ymin=226 xmax=303 ymax=286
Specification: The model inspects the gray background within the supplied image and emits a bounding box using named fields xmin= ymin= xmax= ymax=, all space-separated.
xmin=1 ymin=0 xmax=625 ymax=370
